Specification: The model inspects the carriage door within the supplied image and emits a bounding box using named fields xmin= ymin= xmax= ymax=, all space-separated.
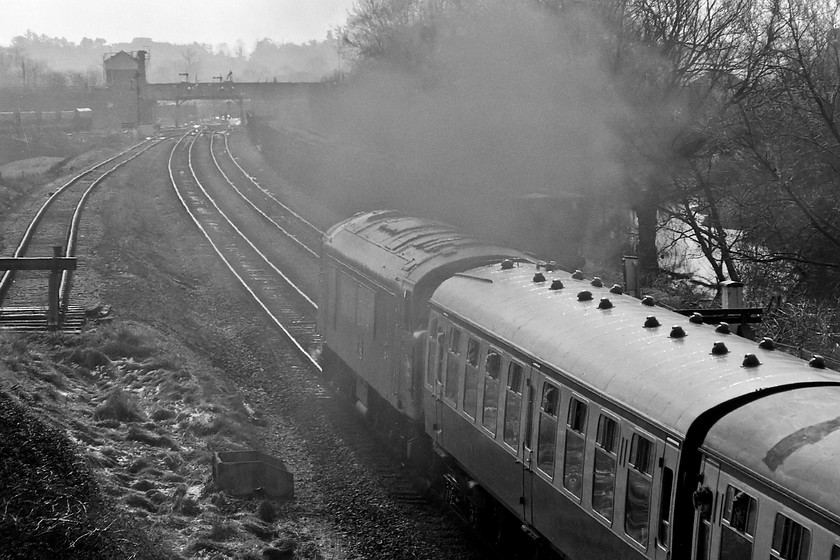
xmin=519 ymin=368 xmax=538 ymax=525
xmin=655 ymin=441 xmax=679 ymax=560
xmin=692 ymin=457 xmax=721 ymax=560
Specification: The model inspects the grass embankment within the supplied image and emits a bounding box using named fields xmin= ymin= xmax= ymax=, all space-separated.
xmin=0 ymin=324 xmax=299 ymax=560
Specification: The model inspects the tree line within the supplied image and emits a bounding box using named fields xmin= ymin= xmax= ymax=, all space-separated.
xmin=332 ymin=0 xmax=840 ymax=355
xmin=0 ymin=32 xmax=342 ymax=88
xmin=338 ymin=0 xmax=840 ymax=295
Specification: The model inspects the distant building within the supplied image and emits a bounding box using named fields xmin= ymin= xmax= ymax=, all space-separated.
xmin=104 ymin=51 xmax=139 ymax=89
xmin=102 ymin=50 xmax=150 ymax=127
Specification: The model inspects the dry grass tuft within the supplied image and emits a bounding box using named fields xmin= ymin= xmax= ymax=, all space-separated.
xmin=125 ymin=425 xmax=180 ymax=450
xmin=68 ymin=347 xmax=111 ymax=369
xmin=205 ymin=517 xmax=239 ymax=541
xmin=171 ymin=485 xmax=201 ymax=516
xmin=124 ymin=493 xmax=158 ymax=513
xmin=98 ymin=327 xmax=154 ymax=360
xmin=242 ymin=519 xmax=278 ymax=540
xmin=150 ymin=407 xmax=176 ymax=422
xmin=93 ymin=388 xmax=146 ymax=423
xmin=256 ymin=499 xmax=278 ymax=523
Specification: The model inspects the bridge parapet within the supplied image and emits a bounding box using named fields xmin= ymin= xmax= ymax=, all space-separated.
xmin=141 ymin=81 xmax=326 ymax=102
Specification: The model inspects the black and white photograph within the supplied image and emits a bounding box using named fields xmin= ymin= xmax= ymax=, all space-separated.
xmin=1 ymin=1 xmax=840 ymax=559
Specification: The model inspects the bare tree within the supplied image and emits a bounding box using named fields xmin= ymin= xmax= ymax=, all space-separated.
xmin=728 ymin=0 xmax=840 ymax=293
xmin=598 ymin=0 xmax=757 ymax=280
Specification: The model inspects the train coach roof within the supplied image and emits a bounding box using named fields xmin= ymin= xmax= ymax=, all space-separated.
xmin=705 ymin=386 xmax=840 ymax=522
xmin=431 ymin=262 xmax=840 ymax=438
xmin=323 ymin=210 xmax=528 ymax=290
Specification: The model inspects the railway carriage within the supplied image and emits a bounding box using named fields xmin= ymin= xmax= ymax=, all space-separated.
xmin=319 ymin=210 xmax=527 ymax=446
xmin=320 ymin=210 xmax=840 ymax=560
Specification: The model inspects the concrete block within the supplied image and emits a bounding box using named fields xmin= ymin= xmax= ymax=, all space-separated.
xmin=212 ymin=450 xmax=294 ymax=498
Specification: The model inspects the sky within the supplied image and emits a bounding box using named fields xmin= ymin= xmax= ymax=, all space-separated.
xmin=0 ymin=0 xmax=358 ymax=49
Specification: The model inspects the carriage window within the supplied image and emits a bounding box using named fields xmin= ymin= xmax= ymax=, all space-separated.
xmin=426 ymin=318 xmax=443 ymax=387
xmin=463 ymin=338 xmax=480 ymax=419
xmin=771 ymin=514 xmax=810 ymax=560
xmin=445 ymin=327 xmax=462 ymax=402
xmin=723 ymin=485 xmax=757 ymax=535
xmin=831 ymin=545 xmax=840 ymax=560
xmin=630 ymin=434 xmax=653 ymax=475
xmin=449 ymin=328 xmax=462 ymax=354
xmin=720 ymin=485 xmax=757 ymax=559
xmin=592 ymin=414 xmax=618 ymax=521
xmin=536 ymin=383 xmax=559 ymax=477
xmin=482 ymin=351 xmax=501 ymax=435
xmin=657 ymin=467 xmax=674 ymax=549
xmin=625 ymin=433 xmax=653 ymax=547
xmin=435 ymin=332 xmax=445 ymax=385
xmin=467 ymin=338 xmax=480 ymax=367
xmin=503 ymin=362 xmax=523 ymax=449
xmin=563 ymin=398 xmax=587 ymax=498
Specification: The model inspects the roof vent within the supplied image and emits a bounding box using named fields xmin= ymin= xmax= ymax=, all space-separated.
xmin=550 ymin=279 xmax=564 ymax=290
xmin=542 ymin=261 xmax=558 ymax=272
xmin=758 ymin=337 xmax=775 ymax=350
xmin=609 ymin=284 xmax=623 ymax=295
xmin=810 ymin=355 xmax=826 ymax=369
xmin=533 ymin=272 xmax=546 ymax=283
xmin=711 ymin=341 xmax=729 ymax=355
xmin=689 ymin=313 xmax=704 ymax=324
xmin=715 ymin=322 xmax=731 ymax=334
xmin=641 ymin=295 xmax=655 ymax=306
xmin=577 ymin=290 xmax=593 ymax=301
xmin=598 ymin=298 xmax=613 ymax=309
xmin=742 ymin=353 xmax=761 ymax=367
xmin=501 ymin=259 xmax=514 ymax=270
xmin=572 ymin=270 xmax=585 ymax=280
xmin=591 ymin=277 xmax=604 ymax=288
xmin=669 ymin=326 xmax=686 ymax=338
xmin=644 ymin=316 xmax=660 ymax=328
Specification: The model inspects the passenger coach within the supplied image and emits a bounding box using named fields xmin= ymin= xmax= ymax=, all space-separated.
xmin=321 ymin=210 xmax=840 ymax=560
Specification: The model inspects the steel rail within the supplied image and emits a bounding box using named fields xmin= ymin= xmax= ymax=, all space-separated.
xmin=0 ymin=137 xmax=162 ymax=303
xmin=191 ymin=133 xmax=316 ymax=309
xmin=207 ymin=132 xmax=319 ymax=259
xmin=168 ymin=131 xmax=321 ymax=372
xmin=220 ymin=131 xmax=324 ymax=239
xmin=59 ymin=139 xmax=165 ymax=308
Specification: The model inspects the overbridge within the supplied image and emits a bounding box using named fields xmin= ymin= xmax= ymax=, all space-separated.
xmin=142 ymin=81 xmax=322 ymax=102
xmin=140 ymin=81 xmax=328 ymax=126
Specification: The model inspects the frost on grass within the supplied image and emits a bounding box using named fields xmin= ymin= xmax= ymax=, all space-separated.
xmin=93 ymin=387 xmax=147 ymax=423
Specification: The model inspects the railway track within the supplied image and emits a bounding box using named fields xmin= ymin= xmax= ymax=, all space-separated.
xmin=168 ymin=129 xmax=322 ymax=370
xmin=181 ymin=126 xmax=496 ymax=559
xmin=211 ymin=130 xmax=324 ymax=257
xmin=0 ymin=137 xmax=165 ymax=331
